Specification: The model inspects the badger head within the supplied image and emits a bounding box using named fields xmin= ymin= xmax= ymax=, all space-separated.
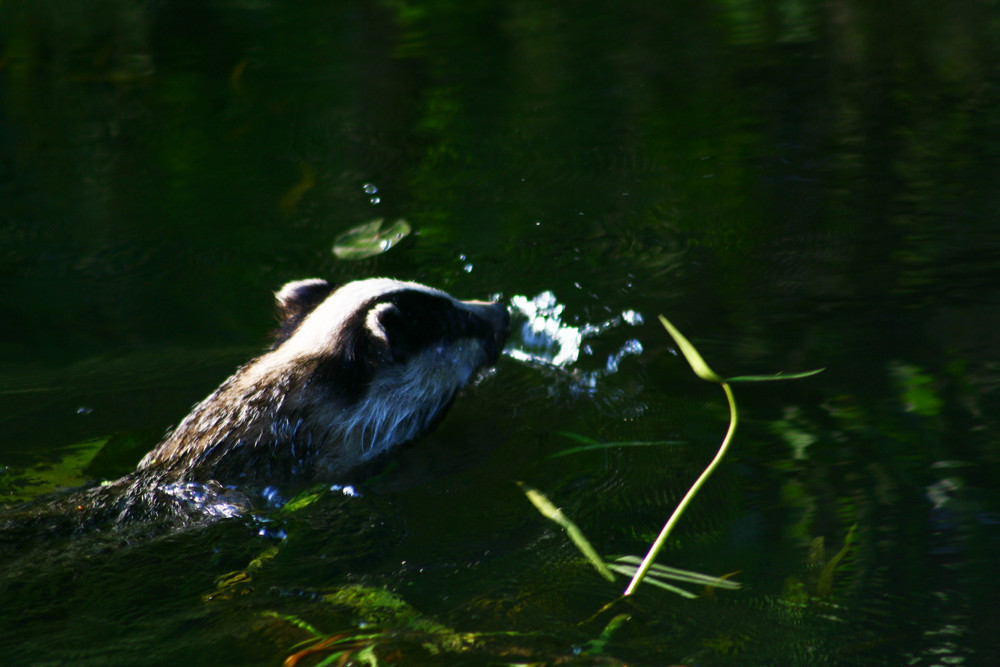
xmin=142 ymin=278 xmax=509 ymax=485
xmin=274 ymin=278 xmax=509 ymax=465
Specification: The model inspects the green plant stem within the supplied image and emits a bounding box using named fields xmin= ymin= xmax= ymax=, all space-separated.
xmin=623 ymin=381 xmax=738 ymax=596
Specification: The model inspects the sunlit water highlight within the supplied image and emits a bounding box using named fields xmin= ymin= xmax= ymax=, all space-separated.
xmin=504 ymin=290 xmax=644 ymax=393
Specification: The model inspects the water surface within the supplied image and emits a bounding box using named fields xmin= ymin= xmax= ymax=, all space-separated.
xmin=2 ymin=1 xmax=1000 ymax=665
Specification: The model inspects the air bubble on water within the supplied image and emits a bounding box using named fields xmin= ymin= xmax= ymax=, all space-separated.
xmin=464 ymin=263 xmax=474 ymax=273
xmin=362 ymin=183 xmax=378 ymax=194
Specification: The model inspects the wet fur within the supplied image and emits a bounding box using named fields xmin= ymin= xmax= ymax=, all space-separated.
xmin=140 ymin=278 xmax=509 ymax=486
xmin=2 ymin=278 xmax=508 ymax=536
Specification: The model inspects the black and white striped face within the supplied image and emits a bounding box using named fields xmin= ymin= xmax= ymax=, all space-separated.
xmin=272 ymin=278 xmax=510 ymax=463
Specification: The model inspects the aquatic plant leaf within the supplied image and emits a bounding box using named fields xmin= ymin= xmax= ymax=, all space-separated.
xmin=657 ymin=315 xmax=722 ymax=382
xmin=519 ymin=482 xmax=616 ymax=582
xmin=622 ymin=317 xmax=730 ymax=595
xmin=323 ymin=586 xmax=422 ymax=626
xmin=550 ymin=431 xmax=685 ymax=457
xmin=0 ymin=437 xmax=109 ymax=504
xmin=284 ymin=635 xmax=358 ymax=667
xmin=624 ymin=317 xmax=823 ymax=596
xmin=248 ymin=545 xmax=280 ymax=572
xmin=726 ymin=368 xmax=825 ymax=382
xmin=611 ymin=557 xmax=739 ymax=598
xmin=281 ymin=484 xmax=327 ymax=513
xmin=891 ymin=362 xmax=944 ymax=416
xmin=613 ymin=556 xmax=741 ymax=589
xmin=580 ymin=613 xmax=632 ymax=656
xmin=261 ymin=610 xmax=322 ymax=638
xmin=608 ymin=564 xmax=698 ymax=598
xmin=314 ymin=647 xmax=364 ymax=667
xmin=333 ymin=218 xmax=411 ymax=260
xmin=203 ymin=546 xmax=280 ymax=602
xmin=624 ymin=380 xmax=739 ymax=596
xmin=555 ymin=431 xmax=601 ymax=446
xmin=817 ymin=523 xmax=858 ymax=598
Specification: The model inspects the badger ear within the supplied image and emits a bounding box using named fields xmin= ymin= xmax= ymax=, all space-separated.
xmin=365 ymin=301 xmax=409 ymax=363
xmin=272 ymin=279 xmax=335 ymax=347
xmin=275 ymin=279 xmax=334 ymax=324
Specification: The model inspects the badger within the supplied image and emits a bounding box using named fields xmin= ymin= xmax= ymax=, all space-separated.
xmin=140 ymin=277 xmax=510 ymax=487
xmin=2 ymin=278 xmax=510 ymax=535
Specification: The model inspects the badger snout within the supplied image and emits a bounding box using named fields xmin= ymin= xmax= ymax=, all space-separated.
xmin=462 ymin=299 xmax=511 ymax=364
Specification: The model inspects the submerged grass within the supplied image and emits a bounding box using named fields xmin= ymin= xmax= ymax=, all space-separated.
xmin=522 ymin=314 xmax=823 ymax=598
xmin=551 ymin=431 xmax=685 ymax=457
xmin=519 ymin=481 xmax=616 ymax=582
xmin=625 ymin=315 xmax=821 ymax=595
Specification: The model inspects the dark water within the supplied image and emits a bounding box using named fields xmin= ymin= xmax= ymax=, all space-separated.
xmin=3 ymin=1 xmax=1000 ymax=665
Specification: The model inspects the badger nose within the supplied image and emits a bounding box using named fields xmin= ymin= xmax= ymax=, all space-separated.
xmin=492 ymin=302 xmax=511 ymax=349
xmin=462 ymin=299 xmax=511 ymax=362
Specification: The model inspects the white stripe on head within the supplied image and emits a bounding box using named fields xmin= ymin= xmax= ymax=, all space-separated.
xmin=277 ymin=278 xmax=446 ymax=358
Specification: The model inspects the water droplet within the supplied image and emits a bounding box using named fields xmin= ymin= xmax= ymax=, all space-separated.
xmin=362 ymin=183 xmax=378 ymax=194
xmin=621 ymin=310 xmax=644 ymax=326
xmin=369 ymin=196 xmax=381 ymax=205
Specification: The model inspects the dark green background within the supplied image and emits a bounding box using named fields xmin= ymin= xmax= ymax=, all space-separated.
xmin=2 ymin=1 xmax=1000 ymax=664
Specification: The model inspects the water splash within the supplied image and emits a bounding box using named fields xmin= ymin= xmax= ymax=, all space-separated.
xmin=505 ymin=290 xmax=644 ymax=393
xmin=159 ymin=481 xmax=249 ymax=520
